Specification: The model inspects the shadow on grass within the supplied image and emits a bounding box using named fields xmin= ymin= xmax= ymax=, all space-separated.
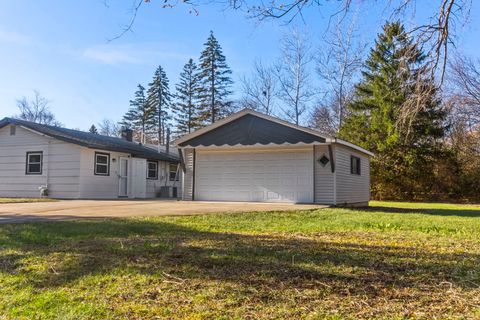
xmin=353 ymin=206 xmax=480 ymax=217
xmin=0 ymin=218 xmax=479 ymax=298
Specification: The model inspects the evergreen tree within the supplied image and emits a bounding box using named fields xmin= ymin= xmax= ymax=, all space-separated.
xmin=340 ymin=21 xmax=446 ymax=200
xmin=147 ymin=66 xmax=172 ymax=145
xmin=197 ymin=31 xmax=233 ymax=124
xmin=172 ymin=59 xmax=201 ymax=135
xmin=121 ymin=84 xmax=156 ymax=144
xmin=89 ymin=124 xmax=98 ymax=134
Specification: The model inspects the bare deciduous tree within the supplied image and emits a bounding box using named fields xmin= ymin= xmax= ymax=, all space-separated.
xmin=313 ymin=19 xmax=364 ymax=133
xmin=120 ymin=0 xmax=471 ymax=77
xmin=15 ymin=91 xmax=62 ymax=126
xmin=447 ymin=54 xmax=480 ymax=129
xmin=275 ymin=28 xmax=314 ymax=125
xmin=240 ymin=60 xmax=277 ymax=115
xmin=98 ymin=119 xmax=121 ymax=137
xmin=308 ymin=101 xmax=338 ymax=135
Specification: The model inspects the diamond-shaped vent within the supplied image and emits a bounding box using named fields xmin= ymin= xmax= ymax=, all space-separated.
xmin=318 ymin=155 xmax=330 ymax=167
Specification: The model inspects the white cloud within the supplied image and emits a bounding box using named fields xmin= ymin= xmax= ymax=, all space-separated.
xmin=0 ymin=29 xmax=32 ymax=46
xmin=83 ymin=46 xmax=141 ymax=65
xmin=82 ymin=43 xmax=192 ymax=65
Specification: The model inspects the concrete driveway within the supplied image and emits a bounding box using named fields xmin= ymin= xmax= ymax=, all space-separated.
xmin=0 ymin=200 xmax=326 ymax=223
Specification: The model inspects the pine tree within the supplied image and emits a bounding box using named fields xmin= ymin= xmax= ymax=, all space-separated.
xmin=339 ymin=21 xmax=446 ymax=200
xmin=89 ymin=124 xmax=98 ymax=134
xmin=147 ymin=66 xmax=172 ymax=145
xmin=121 ymin=84 xmax=156 ymax=144
xmin=172 ymin=59 xmax=201 ymax=135
xmin=197 ymin=31 xmax=233 ymax=124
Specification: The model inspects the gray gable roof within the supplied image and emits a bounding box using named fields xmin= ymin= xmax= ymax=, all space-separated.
xmin=177 ymin=113 xmax=326 ymax=147
xmin=0 ymin=117 xmax=179 ymax=162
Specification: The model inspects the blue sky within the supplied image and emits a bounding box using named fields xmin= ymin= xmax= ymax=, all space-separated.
xmin=0 ymin=1 xmax=479 ymax=129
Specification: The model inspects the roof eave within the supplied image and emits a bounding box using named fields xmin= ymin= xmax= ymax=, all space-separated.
xmin=174 ymin=109 xmax=330 ymax=147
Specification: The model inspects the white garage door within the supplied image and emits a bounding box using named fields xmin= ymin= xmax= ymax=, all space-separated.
xmin=195 ymin=149 xmax=314 ymax=203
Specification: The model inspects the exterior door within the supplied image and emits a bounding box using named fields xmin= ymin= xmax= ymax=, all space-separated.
xmin=131 ymin=158 xmax=147 ymax=198
xmin=118 ymin=157 xmax=129 ymax=197
xmin=194 ymin=148 xmax=314 ymax=203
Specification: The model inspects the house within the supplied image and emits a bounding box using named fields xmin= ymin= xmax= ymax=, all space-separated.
xmin=175 ymin=109 xmax=373 ymax=205
xmin=0 ymin=117 xmax=181 ymax=199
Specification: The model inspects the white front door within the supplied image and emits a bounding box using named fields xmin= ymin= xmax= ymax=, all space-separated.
xmin=118 ymin=157 xmax=129 ymax=197
xmin=131 ymin=158 xmax=147 ymax=198
xmin=195 ymin=148 xmax=314 ymax=203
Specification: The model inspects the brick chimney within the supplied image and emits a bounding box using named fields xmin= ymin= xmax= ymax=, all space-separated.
xmin=121 ymin=128 xmax=133 ymax=142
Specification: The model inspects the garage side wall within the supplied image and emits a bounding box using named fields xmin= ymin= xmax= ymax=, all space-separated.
xmin=182 ymin=148 xmax=195 ymax=200
xmin=335 ymin=144 xmax=370 ymax=205
xmin=313 ymin=145 xmax=335 ymax=204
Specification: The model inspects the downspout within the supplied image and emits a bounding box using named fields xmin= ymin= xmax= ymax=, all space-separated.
xmin=45 ymin=140 xmax=51 ymax=197
xmin=328 ymin=138 xmax=337 ymax=205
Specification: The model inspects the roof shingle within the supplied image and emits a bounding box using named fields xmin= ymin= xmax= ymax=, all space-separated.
xmin=0 ymin=117 xmax=179 ymax=162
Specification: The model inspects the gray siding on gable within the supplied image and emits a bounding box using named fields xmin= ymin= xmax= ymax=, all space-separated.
xmin=0 ymin=125 xmax=82 ymax=198
xmin=182 ymin=148 xmax=194 ymax=200
xmin=314 ymin=145 xmax=335 ymax=204
xmin=179 ymin=114 xmax=326 ymax=147
xmin=335 ymin=144 xmax=370 ymax=205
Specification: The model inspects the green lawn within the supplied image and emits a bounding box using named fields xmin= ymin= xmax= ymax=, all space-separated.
xmin=0 ymin=201 xmax=479 ymax=319
xmin=0 ymin=198 xmax=56 ymax=204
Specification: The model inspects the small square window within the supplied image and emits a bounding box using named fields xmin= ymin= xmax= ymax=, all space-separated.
xmin=26 ymin=152 xmax=43 ymax=175
xmin=169 ymin=163 xmax=179 ymax=181
xmin=350 ymin=155 xmax=361 ymax=175
xmin=147 ymin=161 xmax=158 ymax=179
xmin=318 ymin=155 xmax=330 ymax=167
xmin=95 ymin=152 xmax=110 ymax=176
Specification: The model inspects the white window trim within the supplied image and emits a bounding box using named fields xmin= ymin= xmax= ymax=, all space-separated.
xmin=169 ymin=163 xmax=179 ymax=181
xmin=26 ymin=151 xmax=43 ymax=175
xmin=350 ymin=155 xmax=361 ymax=175
xmin=94 ymin=152 xmax=110 ymax=176
xmin=147 ymin=161 xmax=158 ymax=180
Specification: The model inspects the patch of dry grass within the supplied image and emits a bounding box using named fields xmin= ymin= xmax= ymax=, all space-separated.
xmin=0 ymin=198 xmax=56 ymax=204
xmin=0 ymin=202 xmax=479 ymax=319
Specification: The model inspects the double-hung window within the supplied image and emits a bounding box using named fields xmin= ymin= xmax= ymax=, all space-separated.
xmin=147 ymin=161 xmax=158 ymax=179
xmin=94 ymin=152 xmax=110 ymax=176
xmin=26 ymin=152 xmax=43 ymax=175
xmin=169 ymin=163 xmax=179 ymax=181
xmin=350 ymin=155 xmax=361 ymax=175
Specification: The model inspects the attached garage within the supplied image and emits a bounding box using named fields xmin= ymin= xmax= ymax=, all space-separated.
xmin=195 ymin=148 xmax=313 ymax=202
xmin=175 ymin=109 xmax=373 ymax=205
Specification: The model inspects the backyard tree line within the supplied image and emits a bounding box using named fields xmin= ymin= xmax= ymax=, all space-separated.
xmin=14 ymin=16 xmax=480 ymax=201
xmin=116 ymin=31 xmax=233 ymax=145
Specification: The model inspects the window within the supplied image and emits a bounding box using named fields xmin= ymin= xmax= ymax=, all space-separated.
xmin=169 ymin=163 xmax=179 ymax=181
xmin=10 ymin=125 xmax=16 ymax=136
xmin=26 ymin=152 xmax=43 ymax=175
xmin=94 ymin=152 xmax=110 ymax=176
xmin=350 ymin=155 xmax=361 ymax=175
xmin=147 ymin=161 xmax=158 ymax=179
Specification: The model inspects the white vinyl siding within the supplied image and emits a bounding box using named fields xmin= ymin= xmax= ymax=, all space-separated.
xmin=78 ymin=148 xmax=129 ymax=199
xmin=335 ymin=144 xmax=370 ymax=205
xmin=313 ymin=145 xmax=335 ymax=204
xmin=145 ymin=161 xmax=182 ymax=198
xmin=194 ymin=148 xmax=314 ymax=203
xmin=0 ymin=125 xmax=82 ymax=198
xmin=182 ymin=148 xmax=195 ymax=200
